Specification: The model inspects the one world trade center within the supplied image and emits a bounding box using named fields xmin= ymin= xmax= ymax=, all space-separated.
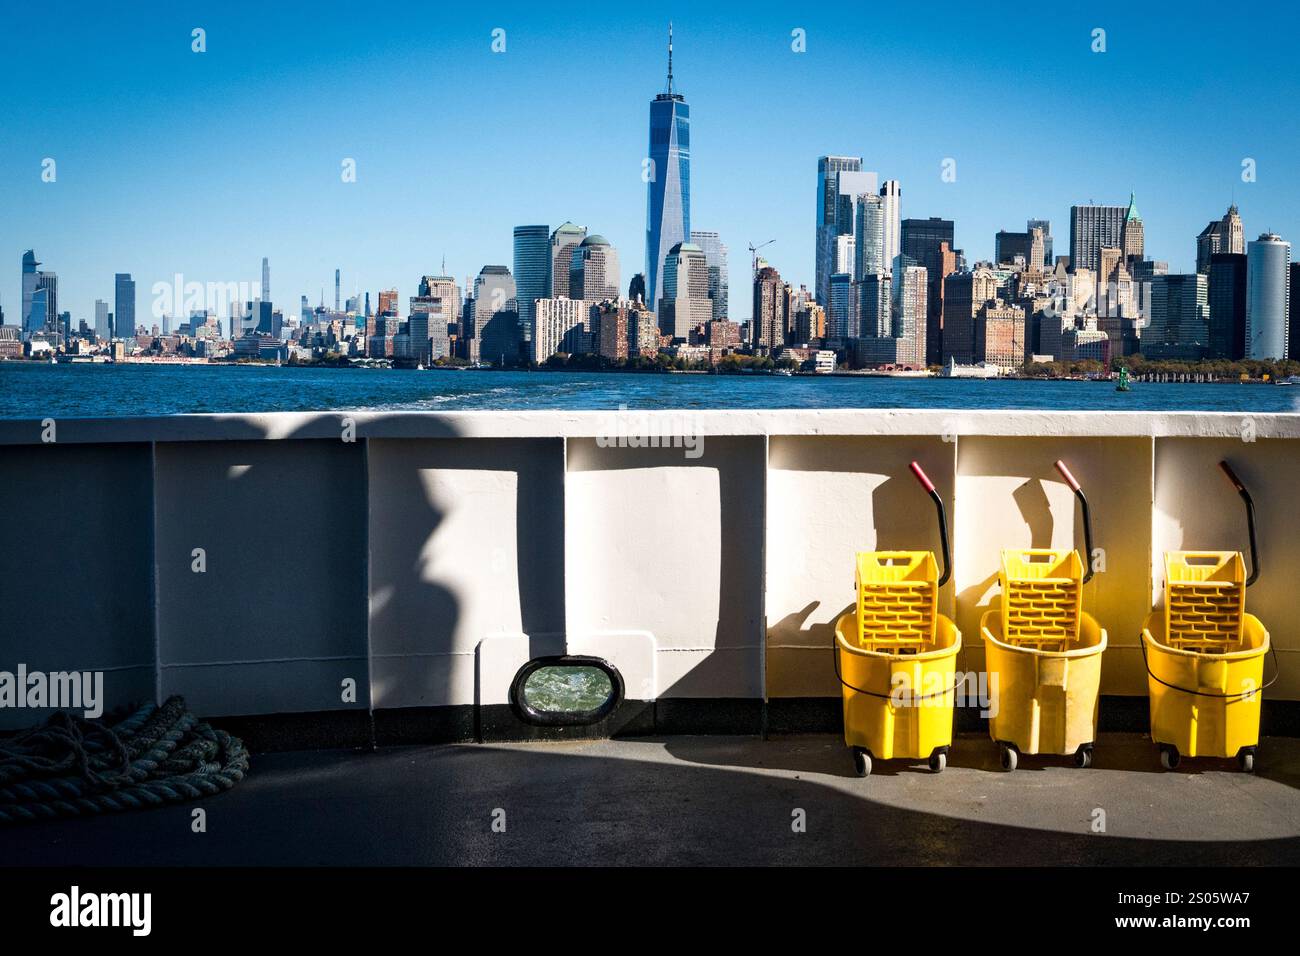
xmin=644 ymin=24 xmax=690 ymax=314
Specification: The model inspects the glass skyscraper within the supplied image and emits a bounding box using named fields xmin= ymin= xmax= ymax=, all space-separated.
xmin=35 ymin=272 xmax=58 ymax=338
xmin=854 ymin=195 xmax=886 ymax=280
xmin=1207 ymin=253 xmax=1247 ymax=360
xmin=879 ymin=180 xmax=902 ymax=274
xmin=1147 ymin=273 xmax=1209 ymax=360
xmin=513 ymin=224 xmax=551 ymax=348
xmin=115 ymin=273 xmax=136 ymax=340
xmin=472 ymin=265 xmax=518 ymax=365
xmin=1069 ymin=204 xmax=1126 ymax=274
xmin=20 ymin=250 xmax=57 ymax=340
xmin=1245 ymin=233 xmax=1291 ymax=361
xmin=828 ymin=272 xmax=852 ymax=343
xmin=21 ymin=250 xmax=39 ymax=338
xmin=644 ymin=25 xmax=690 ymax=313
xmin=816 ymin=157 xmax=858 ymax=305
xmin=690 ymin=229 xmax=728 ymax=322
xmin=816 ymin=158 xmax=877 ymax=305
xmin=26 ymin=289 xmax=47 ymax=340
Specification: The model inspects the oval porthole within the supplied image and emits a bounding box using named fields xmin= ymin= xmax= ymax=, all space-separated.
xmin=509 ymin=656 xmax=624 ymax=727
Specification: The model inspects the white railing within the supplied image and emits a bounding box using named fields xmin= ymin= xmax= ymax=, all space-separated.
xmin=0 ymin=409 xmax=1297 ymax=728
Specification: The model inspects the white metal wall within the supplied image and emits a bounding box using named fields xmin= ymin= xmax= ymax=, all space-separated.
xmin=1 ymin=412 xmax=1296 ymax=723
xmin=765 ymin=435 xmax=956 ymax=698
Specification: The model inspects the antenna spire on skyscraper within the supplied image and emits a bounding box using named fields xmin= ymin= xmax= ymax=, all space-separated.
xmin=666 ymin=22 xmax=674 ymax=95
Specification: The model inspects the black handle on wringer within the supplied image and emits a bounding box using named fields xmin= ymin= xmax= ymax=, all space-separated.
xmin=1219 ymin=460 xmax=1260 ymax=587
xmin=1055 ymin=459 xmax=1096 ymax=584
xmin=910 ymin=461 xmax=951 ymax=587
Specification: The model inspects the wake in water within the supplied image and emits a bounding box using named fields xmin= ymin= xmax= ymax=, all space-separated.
xmin=2 ymin=364 xmax=1297 ymax=418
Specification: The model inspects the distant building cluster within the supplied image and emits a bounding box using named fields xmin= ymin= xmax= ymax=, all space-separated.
xmin=5 ymin=30 xmax=1295 ymax=374
xmin=811 ymin=158 xmax=1296 ymax=372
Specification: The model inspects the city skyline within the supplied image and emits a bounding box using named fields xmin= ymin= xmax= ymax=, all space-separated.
xmin=2 ymin=3 xmax=1299 ymax=325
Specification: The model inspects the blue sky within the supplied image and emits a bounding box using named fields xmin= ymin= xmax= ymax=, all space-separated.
xmin=2 ymin=0 xmax=1297 ymax=324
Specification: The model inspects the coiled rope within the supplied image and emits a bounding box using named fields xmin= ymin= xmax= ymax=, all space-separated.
xmin=0 ymin=695 xmax=248 ymax=825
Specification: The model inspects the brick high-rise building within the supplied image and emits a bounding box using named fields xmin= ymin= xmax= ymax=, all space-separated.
xmin=752 ymin=263 xmax=788 ymax=351
xmin=596 ymin=301 xmax=629 ymax=362
xmin=628 ymin=302 xmax=660 ymax=358
xmin=923 ymin=242 xmax=958 ymax=365
xmin=941 ymin=268 xmax=997 ymax=364
xmin=976 ymin=301 xmax=1027 ymax=369
xmin=792 ymin=303 xmax=825 ymax=344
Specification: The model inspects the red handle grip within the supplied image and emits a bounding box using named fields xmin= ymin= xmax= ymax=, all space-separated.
xmin=909 ymin=461 xmax=935 ymax=494
xmin=1054 ymin=459 xmax=1081 ymax=493
xmin=1219 ymin=460 xmax=1245 ymax=493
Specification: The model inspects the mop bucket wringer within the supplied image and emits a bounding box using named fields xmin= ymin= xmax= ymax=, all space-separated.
xmin=835 ymin=461 xmax=961 ymax=777
xmin=1142 ymin=461 xmax=1279 ymax=772
xmin=983 ymin=460 xmax=1107 ymax=771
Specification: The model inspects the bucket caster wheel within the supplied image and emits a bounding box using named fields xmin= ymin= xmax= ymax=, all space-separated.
xmin=1074 ymin=745 xmax=1094 ymax=769
xmin=1237 ymin=748 xmax=1256 ymax=773
xmin=998 ymin=743 xmax=1018 ymax=772
xmin=852 ymin=748 xmax=872 ymax=777
xmin=1159 ymin=745 xmax=1180 ymax=770
xmin=928 ymin=748 xmax=947 ymax=773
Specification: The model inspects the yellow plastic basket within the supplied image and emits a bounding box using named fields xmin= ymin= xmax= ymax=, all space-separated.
xmin=999 ymin=549 xmax=1083 ymax=651
xmin=1164 ymin=552 xmax=1246 ymax=651
xmin=854 ymin=551 xmax=937 ymax=652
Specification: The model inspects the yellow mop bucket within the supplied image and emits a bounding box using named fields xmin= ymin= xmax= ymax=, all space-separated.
xmin=1142 ymin=461 xmax=1278 ymax=772
xmin=982 ymin=606 xmax=1106 ymax=769
xmin=986 ymin=460 xmax=1107 ymax=770
xmin=836 ymin=612 xmax=960 ymax=775
xmin=1142 ymin=612 xmax=1269 ymax=769
xmin=834 ymin=462 xmax=960 ymax=777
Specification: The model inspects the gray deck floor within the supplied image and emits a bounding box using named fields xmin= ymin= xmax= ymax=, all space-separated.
xmin=6 ymin=733 xmax=1299 ymax=866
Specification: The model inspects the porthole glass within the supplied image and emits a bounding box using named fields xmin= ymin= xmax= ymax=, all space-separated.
xmin=509 ymin=656 xmax=624 ymax=726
